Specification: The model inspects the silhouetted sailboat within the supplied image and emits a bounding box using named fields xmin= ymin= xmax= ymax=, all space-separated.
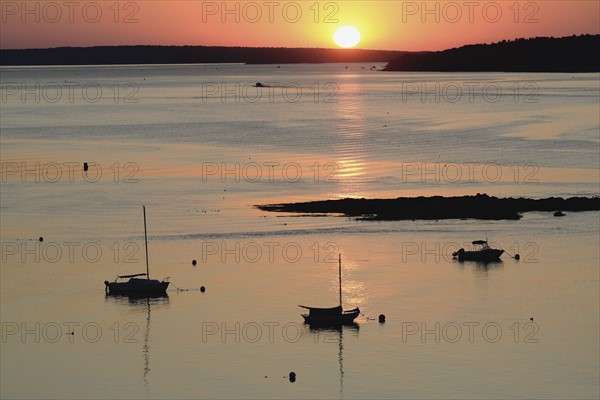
xmin=300 ymin=254 xmax=360 ymax=326
xmin=105 ymin=206 xmax=169 ymax=295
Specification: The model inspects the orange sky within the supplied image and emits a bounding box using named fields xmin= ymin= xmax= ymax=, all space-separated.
xmin=1 ymin=1 xmax=598 ymax=50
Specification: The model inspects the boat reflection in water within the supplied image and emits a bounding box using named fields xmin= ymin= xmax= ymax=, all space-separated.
xmin=305 ymin=323 xmax=359 ymax=397
xmin=471 ymin=259 xmax=505 ymax=276
xmin=472 ymin=259 xmax=504 ymax=268
xmin=105 ymin=293 xmax=169 ymax=393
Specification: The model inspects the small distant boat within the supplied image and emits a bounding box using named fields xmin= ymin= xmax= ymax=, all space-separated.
xmin=300 ymin=255 xmax=360 ymax=326
xmin=452 ymin=240 xmax=504 ymax=261
xmin=105 ymin=206 xmax=169 ymax=296
xmin=553 ymin=211 xmax=566 ymax=217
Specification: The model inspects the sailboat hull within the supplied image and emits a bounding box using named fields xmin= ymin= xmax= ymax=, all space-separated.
xmin=301 ymin=307 xmax=360 ymax=326
xmin=106 ymin=278 xmax=169 ymax=295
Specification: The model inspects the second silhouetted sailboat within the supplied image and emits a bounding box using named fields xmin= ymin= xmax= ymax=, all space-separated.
xmin=105 ymin=206 xmax=169 ymax=296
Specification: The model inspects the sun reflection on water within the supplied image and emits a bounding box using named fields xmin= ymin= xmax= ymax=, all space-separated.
xmin=331 ymin=80 xmax=369 ymax=198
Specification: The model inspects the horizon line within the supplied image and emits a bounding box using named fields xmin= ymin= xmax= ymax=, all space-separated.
xmin=2 ymin=33 xmax=597 ymax=53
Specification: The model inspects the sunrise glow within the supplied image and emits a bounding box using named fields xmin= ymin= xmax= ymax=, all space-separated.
xmin=0 ymin=1 xmax=598 ymax=50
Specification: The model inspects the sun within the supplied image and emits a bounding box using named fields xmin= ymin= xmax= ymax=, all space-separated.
xmin=333 ymin=26 xmax=361 ymax=48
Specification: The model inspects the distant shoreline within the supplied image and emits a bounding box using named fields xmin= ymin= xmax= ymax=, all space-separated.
xmin=2 ymin=35 xmax=598 ymax=71
xmin=383 ymin=35 xmax=599 ymax=73
xmin=0 ymin=46 xmax=401 ymax=67
xmin=257 ymin=194 xmax=600 ymax=221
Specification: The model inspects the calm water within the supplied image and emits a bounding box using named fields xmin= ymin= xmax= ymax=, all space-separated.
xmin=1 ymin=64 xmax=599 ymax=399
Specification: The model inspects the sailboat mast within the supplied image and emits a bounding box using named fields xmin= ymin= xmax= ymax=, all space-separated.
xmin=143 ymin=206 xmax=150 ymax=280
xmin=339 ymin=253 xmax=342 ymax=307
